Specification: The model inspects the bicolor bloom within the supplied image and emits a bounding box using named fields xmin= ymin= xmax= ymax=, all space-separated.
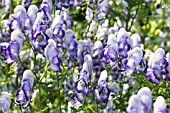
xmin=95 ymin=70 xmax=110 ymax=103
xmin=97 ymin=0 xmax=109 ymax=19
xmin=105 ymin=96 xmax=116 ymax=113
xmin=126 ymin=95 xmax=142 ymax=113
xmin=22 ymin=0 xmax=32 ymax=8
xmin=0 ymin=92 xmax=11 ymax=113
xmin=146 ymin=48 xmax=168 ymax=85
xmin=71 ymin=96 xmax=82 ymax=109
xmin=44 ymin=39 xmax=61 ymax=72
xmin=103 ymin=34 xmax=118 ymax=69
xmin=51 ymin=14 xmax=65 ymax=44
xmin=85 ymin=7 xmax=93 ymax=23
xmin=16 ymin=70 xmax=34 ymax=108
xmin=24 ymin=5 xmax=38 ymax=35
xmin=93 ymin=40 xmax=103 ymax=58
xmin=61 ymin=9 xmax=73 ymax=29
xmin=130 ymin=34 xmax=142 ymax=49
xmin=77 ymin=39 xmax=93 ymax=65
xmin=124 ymin=47 xmax=143 ymax=76
xmin=84 ymin=54 xmax=93 ymax=76
xmin=153 ymin=96 xmax=168 ymax=113
xmin=40 ymin=2 xmax=52 ymax=23
xmin=63 ymin=29 xmax=77 ymax=59
xmin=2 ymin=0 xmax=11 ymax=13
xmin=166 ymin=53 xmax=170 ymax=80
xmin=9 ymin=5 xmax=27 ymax=31
xmin=117 ymin=28 xmax=131 ymax=60
xmin=5 ymin=30 xmax=24 ymax=64
xmin=137 ymin=87 xmax=152 ymax=113
xmin=75 ymin=62 xmax=89 ymax=95
xmin=109 ymin=82 xmax=120 ymax=96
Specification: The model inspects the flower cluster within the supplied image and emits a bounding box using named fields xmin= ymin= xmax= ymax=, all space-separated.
xmin=127 ymin=87 xmax=168 ymax=113
xmin=0 ymin=0 xmax=170 ymax=112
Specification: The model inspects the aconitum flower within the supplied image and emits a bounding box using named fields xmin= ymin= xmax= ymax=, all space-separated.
xmin=85 ymin=7 xmax=93 ymax=23
xmin=146 ymin=48 xmax=168 ymax=85
xmin=103 ymin=34 xmax=118 ymax=69
xmin=22 ymin=0 xmax=32 ymax=8
xmin=75 ymin=62 xmax=89 ymax=95
xmin=51 ymin=14 xmax=65 ymax=45
xmin=95 ymin=70 xmax=110 ymax=103
xmin=63 ymin=29 xmax=77 ymax=59
xmin=5 ymin=30 xmax=24 ymax=64
xmin=124 ymin=47 xmax=143 ymax=76
xmin=96 ymin=0 xmax=109 ymax=20
xmin=126 ymin=95 xmax=142 ymax=113
xmin=40 ymin=1 xmax=52 ymax=23
xmin=153 ymin=96 xmax=168 ymax=113
xmin=93 ymin=40 xmax=103 ymax=58
xmin=16 ymin=70 xmax=34 ymax=108
xmin=71 ymin=96 xmax=82 ymax=109
xmin=109 ymin=82 xmax=120 ymax=96
xmin=0 ymin=92 xmax=11 ymax=113
xmin=2 ymin=0 xmax=11 ymax=13
xmin=137 ymin=87 xmax=152 ymax=113
xmin=61 ymin=9 xmax=73 ymax=29
xmin=117 ymin=28 xmax=131 ymax=60
xmin=105 ymin=96 xmax=116 ymax=113
xmin=77 ymin=39 xmax=93 ymax=65
xmin=9 ymin=5 xmax=27 ymax=31
xmin=32 ymin=11 xmax=47 ymax=42
xmin=24 ymin=5 xmax=38 ymax=35
xmin=84 ymin=54 xmax=93 ymax=75
xmin=166 ymin=53 xmax=170 ymax=80
xmin=130 ymin=34 xmax=142 ymax=49
xmin=44 ymin=39 xmax=61 ymax=72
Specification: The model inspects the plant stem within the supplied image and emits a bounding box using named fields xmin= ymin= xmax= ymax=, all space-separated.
xmin=57 ymin=72 xmax=61 ymax=113
xmin=38 ymin=62 xmax=50 ymax=110
xmin=96 ymin=102 xmax=98 ymax=113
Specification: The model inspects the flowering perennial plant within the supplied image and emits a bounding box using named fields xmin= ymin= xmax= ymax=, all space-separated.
xmin=0 ymin=0 xmax=170 ymax=113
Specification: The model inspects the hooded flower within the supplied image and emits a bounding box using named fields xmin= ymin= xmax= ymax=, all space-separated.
xmin=84 ymin=54 xmax=93 ymax=76
xmin=95 ymin=70 xmax=110 ymax=103
xmin=117 ymin=28 xmax=131 ymax=60
xmin=75 ymin=62 xmax=89 ymax=95
xmin=153 ymin=96 xmax=168 ymax=113
xmin=137 ymin=87 xmax=152 ymax=113
xmin=9 ymin=5 xmax=27 ymax=31
xmin=61 ymin=9 xmax=73 ymax=29
xmin=130 ymin=34 xmax=142 ymax=49
xmin=124 ymin=47 xmax=143 ymax=76
xmin=16 ymin=70 xmax=34 ymax=108
xmin=63 ymin=29 xmax=77 ymax=59
xmin=2 ymin=0 xmax=11 ymax=13
xmin=96 ymin=0 xmax=109 ymax=20
xmin=103 ymin=34 xmax=118 ymax=69
xmin=0 ymin=92 xmax=11 ymax=113
xmin=24 ymin=5 xmax=38 ymax=35
xmin=109 ymin=82 xmax=120 ymax=96
xmin=146 ymin=48 xmax=168 ymax=85
xmin=44 ymin=39 xmax=61 ymax=72
xmin=126 ymin=95 xmax=142 ymax=113
xmin=85 ymin=7 xmax=93 ymax=23
xmin=5 ymin=30 xmax=24 ymax=64
xmin=51 ymin=14 xmax=65 ymax=45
